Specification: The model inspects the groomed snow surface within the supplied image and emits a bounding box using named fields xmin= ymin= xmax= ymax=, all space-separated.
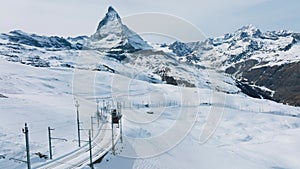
xmin=0 ymin=59 xmax=300 ymax=169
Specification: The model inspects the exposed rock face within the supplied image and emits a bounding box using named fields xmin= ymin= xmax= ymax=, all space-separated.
xmin=226 ymin=62 xmax=300 ymax=106
xmin=0 ymin=94 xmax=8 ymax=98
xmin=168 ymin=41 xmax=192 ymax=56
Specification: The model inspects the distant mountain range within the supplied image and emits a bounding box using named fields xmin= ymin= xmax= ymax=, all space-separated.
xmin=0 ymin=6 xmax=299 ymax=106
xmin=169 ymin=24 xmax=300 ymax=106
xmin=169 ymin=24 xmax=300 ymax=69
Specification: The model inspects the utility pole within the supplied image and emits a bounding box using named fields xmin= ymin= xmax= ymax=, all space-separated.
xmin=48 ymin=127 xmax=67 ymax=160
xmin=90 ymin=116 xmax=97 ymax=138
xmin=48 ymin=127 xmax=54 ymax=159
xmin=91 ymin=116 xmax=94 ymax=138
xmin=120 ymin=113 xmax=123 ymax=143
xmin=111 ymin=111 xmax=115 ymax=155
xmin=89 ymin=130 xmax=94 ymax=169
xmin=116 ymin=102 xmax=123 ymax=143
xmin=96 ymin=99 xmax=100 ymax=127
xmin=102 ymin=100 xmax=105 ymax=116
xmin=75 ymin=101 xmax=81 ymax=147
xmin=22 ymin=123 xmax=31 ymax=169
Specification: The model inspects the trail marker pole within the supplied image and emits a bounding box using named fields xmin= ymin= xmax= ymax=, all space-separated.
xmin=89 ymin=130 xmax=94 ymax=169
xmin=111 ymin=112 xmax=115 ymax=155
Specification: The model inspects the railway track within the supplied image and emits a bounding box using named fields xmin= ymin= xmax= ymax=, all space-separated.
xmin=36 ymin=121 xmax=119 ymax=169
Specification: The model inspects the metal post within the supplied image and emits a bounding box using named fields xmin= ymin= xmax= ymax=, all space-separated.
xmin=111 ymin=112 xmax=115 ymax=155
xmin=96 ymin=99 xmax=100 ymax=127
xmin=89 ymin=130 xmax=94 ymax=169
xmin=22 ymin=123 xmax=31 ymax=169
xmin=48 ymin=127 xmax=54 ymax=160
xmin=91 ymin=116 xmax=94 ymax=138
xmin=103 ymin=100 xmax=105 ymax=115
xmin=120 ymin=114 xmax=123 ymax=143
xmin=75 ymin=101 xmax=81 ymax=147
xmin=118 ymin=102 xmax=123 ymax=143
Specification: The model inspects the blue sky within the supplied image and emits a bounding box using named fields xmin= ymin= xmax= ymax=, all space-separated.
xmin=0 ymin=0 xmax=299 ymax=40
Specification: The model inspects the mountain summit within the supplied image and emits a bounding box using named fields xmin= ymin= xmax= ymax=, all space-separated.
xmin=96 ymin=6 xmax=121 ymax=31
xmin=90 ymin=6 xmax=151 ymax=51
xmin=234 ymin=24 xmax=262 ymax=39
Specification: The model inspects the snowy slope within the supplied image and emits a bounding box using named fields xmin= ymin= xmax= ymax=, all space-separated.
xmin=93 ymin=74 xmax=300 ymax=169
xmin=1 ymin=56 xmax=300 ymax=169
xmin=0 ymin=59 xmax=78 ymax=168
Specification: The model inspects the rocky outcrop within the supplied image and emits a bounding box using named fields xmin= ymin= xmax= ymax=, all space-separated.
xmin=226 ymin=62 xmax=300 ymax=106
xmin=0 ymin=94 xmax=8 ymax=98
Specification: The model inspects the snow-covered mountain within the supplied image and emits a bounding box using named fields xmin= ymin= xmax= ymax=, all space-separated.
xmin=90 ymin=6 xmax=151 ymax=51
xmin=168 ymin=41 xmax=192 ymax=57
xmin=0 ymin=7 xmax=208 ymax=89
xmin=1 ymin=4 xmax=299 ymax=107
xmin=170 ymin=24 xmax=300 ymax=69
xmin=0 ymin=30 xmax=81 ymax=50
xmin=0 ymin=30 xmax=81 ymax=68
xmin=0 ymin=6 xmax=299 ymax=106
xmin=169 ymin=24 xmax=300 ymax=106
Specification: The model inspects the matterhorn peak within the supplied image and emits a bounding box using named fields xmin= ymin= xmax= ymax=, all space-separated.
xmin=96 ymin=6 xmax=121 ymax=31
xmin=90 ymin=6 xmax=151 ymax=51
xmin=107 ymin=6 xmax=119 ymax=16
xmin=106 ymin=6 xmax=121 ymax=21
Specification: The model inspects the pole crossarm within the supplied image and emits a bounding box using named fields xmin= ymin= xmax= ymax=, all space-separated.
xmin=51 ymin=137 xmax=68 ymax=142
xmin=9 ymin=157 xmax=27 ymax=163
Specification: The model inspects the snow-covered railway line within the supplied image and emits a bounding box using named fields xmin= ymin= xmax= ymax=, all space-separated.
xmin=37 ymin=122 xmax=119 ymax=169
